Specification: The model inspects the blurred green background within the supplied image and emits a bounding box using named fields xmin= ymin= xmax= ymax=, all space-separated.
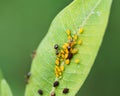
xmin=0 ymin=0 xmax=119 ymax=96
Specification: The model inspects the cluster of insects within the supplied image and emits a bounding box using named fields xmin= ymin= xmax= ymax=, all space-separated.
xmin=54 ymin=29 xmax=83 ymax=78
xmin=49 ymin=28 xmax=84 ymax=96
xmin=25 ymin=28 xmax=84 ymax=96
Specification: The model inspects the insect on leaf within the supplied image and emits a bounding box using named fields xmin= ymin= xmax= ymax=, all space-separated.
xmin=25 ymin=0 xmax=112 ymax=96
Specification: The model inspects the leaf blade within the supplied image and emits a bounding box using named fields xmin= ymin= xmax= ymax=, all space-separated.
xmin=25 ymin=0 xmax=112 ymax=96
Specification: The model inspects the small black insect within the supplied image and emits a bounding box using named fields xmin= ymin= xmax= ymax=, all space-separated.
xmin=67 ymin=46 xmax=71 ymax=51
xmin=25 ymin=72 xmax=31 ymax=84
xmin=54 ymin=44 xmax=58 ymax=49
xmin=38 ymin=89 xmax=43 ymax=95
xmin=63 ymin=88 xmax=69 ymax=94
xmin=67 ymin=52 xmax=73 ymax=59
xmin=53 ymin=81 xmax=59 ymax=87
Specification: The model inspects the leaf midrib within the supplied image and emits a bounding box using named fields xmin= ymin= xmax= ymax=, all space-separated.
xmin=79 ymin=0 xmax=102 ymax=28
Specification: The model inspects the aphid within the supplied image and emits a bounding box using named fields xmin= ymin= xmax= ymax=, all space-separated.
xmin=75 ymin=59 xmax=80 ymax=64
xmin=64 ymin=43 xmax=69 ymax=47
xmin=67 ymin=53 xmax=73 ymax=59
xmin=68 ymin=35 xmax=72 ymax=40
xmin=70 ymin=41 xmax=76 ymax=47
xmin=53 ymin=81 xmax=59 ymax=87
xmin=62 ymin=54 xmax=65 ymax=58
xmin=73 ymin=35 xmax=78 ymax=40
xmin=55 ymin=66 xmax=62 ymax=77
xmin=55 ymin=59 xmax=59 ymax=66
xmin=38 ymin=89 xmax=43 ymax=95
xmin=31 ymin=50 xmax=36 ymax=59
xmin=25 ymin=72 xmax=31 ymax=84
xmin=59 ymin=72 xmax=62 ymax=76
xmin=66 ymin=29 xmax=71 ymax=35
xmin=63 ymin=44 xmax=68 ymax=49
xmin=60 ymin=66 xmax=65 ymax=71
xmin=78 ymin=40 xmax=82 ymax=45
xmin=65 ymin=53 xmax=68 ymax=59
xmin=71 ymin=48 xmax=78 ymax=54
xmin=61 ymin=50 xmax=64 ymax=54
xmin=63 ymin=88 xmax=69 ymax=94
xmin=57 ymin=53 xmax=61 ymax=57
xmin=79 ymin=28 xmax=84 ymax=34
xmin=55 ymin=74 xmax=59 ymax=78
xmin=65 ymin=48 xmax=69 ymax=54
xmin=51 ymin=92 xmax=56 ymax=96
xmin=65 ymin=59 xmax=70 ymax=65
xmin=54 ymin=44 xmax=59 ymax=49
xmin=26 ymin=72 xmax=31 ymax=78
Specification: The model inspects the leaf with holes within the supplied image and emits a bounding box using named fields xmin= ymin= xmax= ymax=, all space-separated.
xmin=25 ymin=0 xmax=112 ymax=96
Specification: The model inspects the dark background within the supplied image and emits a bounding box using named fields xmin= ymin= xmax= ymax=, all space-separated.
xmin=0 ymin=0 xmax=120 ymax=96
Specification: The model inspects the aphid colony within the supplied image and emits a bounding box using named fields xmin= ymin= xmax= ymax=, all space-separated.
xmin=26 ymin=28 xmax=84 ymax=96
xmin=54 ymin=28 xmax=83 ymax=78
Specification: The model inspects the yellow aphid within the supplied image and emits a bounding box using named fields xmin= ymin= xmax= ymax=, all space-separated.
xmin=74 ymin=41 xmax=77 ymax=44
xmin=78 ymin=40 xmax=82 ymax=45
xmin=65 ymin=59 xmax=70 ymax=65
xmin=56 ymin=66 xmax=61 ymax=72
xmin=70 ymin=42 xmax=74 ymax=47
xmin=55 ymin=66 xmax=61 ymax=78
xmin=63 ymin=45 xmax=66 ymax=49
xmin=57 ymin=58 xmax=60 ymax=60
xmin=75 ymin=59 xmax=80 ymax=64
xmin=58 ymin=68 xmax=61 ymax=72
xmin=55 ymin=59 xmax=59 ymax=65
xmin=68 ymin=36 xmax=72 ymax=40
xmin=59 ymin=72 xmax=62 ymax=76
xmin=62 ymin=54 xmax=65 ymax=58
xmin=57 ymin=53 xmax=61 ymax=57
xmin=65 ymin=53 xmax=68 ymax=59
xmin=60 ymin=66 xmax=65 ymax=71
xmin=55 ymin=68 xmax=57 ymax=73
xmin=79 ymin=28 xmax=84 ymax=34
xmin=73 ymin=35 xmax=78 ymax=40
xmin=64 ymin=43 xmax=69 ymax=47
xmin=72 ymin=48 xmax=78 ymax=54
xmin=55 ymin=71 xmax=58 ymax=75
xmin=61 ymin=50 xmax=64 ymax=54
xmin=65 ymin=49 xmax=69 ymax=54
xmin=66 ymin=29 xmax=71 ymax=35
xmin=70 ymin=48 xmax=73 ymax=52
xmin=55 ymin=66 xmax=59 ymax=69
xmin=56 ymin=74 xmax=59 ymax=78
xmin=70 ymin=41 xmax=76 ymax=47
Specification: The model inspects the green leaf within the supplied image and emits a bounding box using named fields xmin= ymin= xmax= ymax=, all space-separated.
xmin=25 ymin=0 xmax=112 ymax=96
xmin=1 ymin=79 xmax=13 ymax=96
xmin=0 ymin=70 xmax=3 ymax=95
xmin=0 ymin=70 xmax=13 ymax=96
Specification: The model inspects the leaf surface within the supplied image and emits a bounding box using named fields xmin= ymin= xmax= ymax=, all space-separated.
xmin=1 ymin=79 xmax=13 ymax=96
xmin=0 ymin=70 xmax=13 ymax=96
xmin=25 ymin=0 xmax=112 ymax=96
xmin=0 ymin=70 xmax=3 ymax=95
